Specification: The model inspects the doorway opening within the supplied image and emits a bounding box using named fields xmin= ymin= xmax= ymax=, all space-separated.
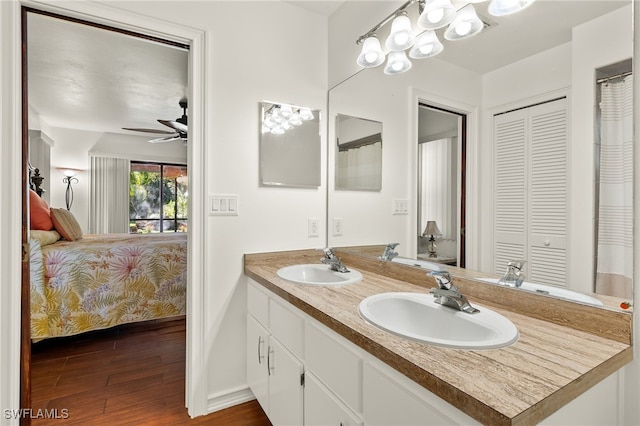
xmin=21 ymin=7 xmax=191 ymax=421
xmin=417 ymin=103 xmax=467 ymax=268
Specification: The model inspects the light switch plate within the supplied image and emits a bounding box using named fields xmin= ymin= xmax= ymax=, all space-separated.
xmin=392 ymin=199 xmax=409 ymax=215
xmin=210 ymin=194 xmax=238 ymax=216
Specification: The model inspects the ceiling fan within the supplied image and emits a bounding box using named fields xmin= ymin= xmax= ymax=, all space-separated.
xmin=123 ymin=99 xmax=188 ymax=144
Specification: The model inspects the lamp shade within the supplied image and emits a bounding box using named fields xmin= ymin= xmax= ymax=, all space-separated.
xmin=384 ymin=50 xmax=412 ymax=75
xmin=56 ymin=167 xmax=83 ymax=178
xmin=422 ymin=220 xmax=442 ymax=237
xmin=417 ymin=0 xmax=456 ymax=30
xmin=489 ymin=0 xmax=536 ymax=16
xmin=444 ymin=4 xmax=483 ymax=41
xmin=409 ymin=30 xmax=443 ymax=59
xmin=385 ymin=13 xmax=415 ymax=51
xmin=357 ymin=35 xmax=385 ymax=68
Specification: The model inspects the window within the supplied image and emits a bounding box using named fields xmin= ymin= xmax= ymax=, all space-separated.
xmin=129 ymin=162 xmax=188 ymax=233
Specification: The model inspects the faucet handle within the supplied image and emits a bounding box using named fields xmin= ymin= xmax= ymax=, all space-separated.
xmin=386 ymin=243 xmax=400 ymax=249
xmin=429 ymin=270 xmax=454 ymax=290
xmin=318 ymin=247 xmax=336 ymax=258
xmin=507 ymin=260 xmax=526 ymax=270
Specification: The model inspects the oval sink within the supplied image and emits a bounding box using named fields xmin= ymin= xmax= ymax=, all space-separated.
xmin=391 ymin=257 xmax=444 ymax=270
xmin=477 ymin=278 xmax=603 ymax=306
xmin=277 ymin=264 xmax=363 ymax=286
xmin=359 ymin=292 xmax=518 ymax=349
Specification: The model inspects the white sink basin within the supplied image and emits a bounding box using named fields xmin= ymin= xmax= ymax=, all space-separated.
xmin=277 ymin=264 xmax=363 ymax=286
xmin=477 ymin=278 xmax=604 ymax=306
xmin=391 ymin=257 xmax=444 ymax=270
xmin=359 ymin=292 xmax=518 ymax=350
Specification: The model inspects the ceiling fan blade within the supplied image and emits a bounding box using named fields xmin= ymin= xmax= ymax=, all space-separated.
xmin=123 ymin=127 xmax=176 ymax=135
xmin=158 ymin=119 xmax=188 ymax=134
xmin=149 ymin=135 xmax=181 ymax=143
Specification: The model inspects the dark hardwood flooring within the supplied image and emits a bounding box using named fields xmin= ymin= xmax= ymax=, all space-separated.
xmin=30 ymin=317 xmax=271 ymax=425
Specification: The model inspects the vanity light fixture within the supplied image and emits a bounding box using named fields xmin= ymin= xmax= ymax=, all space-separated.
xmin=356 ymin=0 xmax=536 ymax=74
xmin=262 ymin=104 xmax=314 ymax=135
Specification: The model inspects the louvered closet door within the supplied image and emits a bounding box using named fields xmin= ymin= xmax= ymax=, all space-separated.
xmin=493 ymin=98 xmax=568 ymax=286
xmin=494 ymin=109 xmax=527 ymax=275
xmin=528 ymin=99 xmax=568 ymax=286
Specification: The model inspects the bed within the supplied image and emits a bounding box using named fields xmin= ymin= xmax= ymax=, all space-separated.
xmin=27 ymin=177 xmax=187 ymax=340
xmin=29 ymin=232 xmax=187 ymax=339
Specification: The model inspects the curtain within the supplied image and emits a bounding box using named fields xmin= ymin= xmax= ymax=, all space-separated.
xmin=596 ymin=75 xmax=633 ymax=298
xmin=89 ymin=156 xmax=130 ymax=234
xmin=419 ymin=138 xmax=456 ymax=240
xmin=336 ymin=141 xmax=382 ymax=189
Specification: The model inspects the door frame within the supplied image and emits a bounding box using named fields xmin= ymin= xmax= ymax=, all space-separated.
xmin=15 ymin=0 xmax=209 ymax=420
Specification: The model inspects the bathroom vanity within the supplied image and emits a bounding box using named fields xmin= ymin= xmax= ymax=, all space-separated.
xmin=244 ymin=249 xmax=632 ymax=426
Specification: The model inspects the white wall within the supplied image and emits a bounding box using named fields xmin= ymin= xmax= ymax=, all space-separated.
xmin=101 ymin=0 xmax=329 ymax=409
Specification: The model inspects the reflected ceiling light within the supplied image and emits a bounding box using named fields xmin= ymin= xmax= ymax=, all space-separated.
xmin=444 ymin=4 xmax=483 ymax=40
xmin=488 ymin=0 xmax=536 ymax=16
xmin=417 ymin=0 xmax=456 ymax=30
xmin=409 ymin=30 xmax=443 ymax=59
xmin=384 ymin=50 xmax=412 ymax=75
xmin=262 ymin=103 xmax=314 ymax=135
xmin=386 ymin=12 xmax=416 ymax=51
xmin=357 ymin=35 xmax=386 ymax=68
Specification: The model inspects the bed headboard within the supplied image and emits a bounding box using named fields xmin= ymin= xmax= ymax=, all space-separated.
xmin=29 ymin=163 xmax=45 ymax=197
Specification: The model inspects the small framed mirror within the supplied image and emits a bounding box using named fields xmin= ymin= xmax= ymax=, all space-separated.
xmin=259 ymin=101 xmax=321 ymax=188
xmin=335 ymin=114 xmax=382 ymax=191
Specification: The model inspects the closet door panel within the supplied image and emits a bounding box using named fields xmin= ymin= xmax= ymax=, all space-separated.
xmin=494 ymin=109 xmax=527 ymax=273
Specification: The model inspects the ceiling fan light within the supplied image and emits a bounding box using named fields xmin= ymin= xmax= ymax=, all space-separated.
xmin=417 ymin=0 xmax=456 ymax=30
xmin=384 ymin=50 xmax=412 ymax=75
xmin=409 ymin=31 xmax=443 ymax=59
xmin=357 ymin=35 xmax=385 ymax=68
xmin=385 ymin=13 xmax=415 ymax=51
xmin=489 ymin=0 xmax=536 ymax=16
xmin=444 ymin=4 xmax=483 ymax=41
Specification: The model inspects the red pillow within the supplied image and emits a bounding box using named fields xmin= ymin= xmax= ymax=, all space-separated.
xmin=29 ymin=189 xmax=54 ymax=231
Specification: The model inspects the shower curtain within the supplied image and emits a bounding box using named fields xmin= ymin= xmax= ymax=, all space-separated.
xmin=336 ymin=141 xmax=382 ymax=189
xmin=596 ymin=75 xmax=633 ymax=298
xmin=419 ymin=138 xmax=456 ymax=240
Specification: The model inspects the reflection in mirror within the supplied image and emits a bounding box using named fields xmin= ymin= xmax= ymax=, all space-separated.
xmin=327 ymin=0 xmax=633 ymax=306
xmin=417 ymin=105 xmax=462 ymax=267
xmin=336 ymin=114 xmax=382 ymax=191
xmin=260 ymin=101 xmax=321 ymax=188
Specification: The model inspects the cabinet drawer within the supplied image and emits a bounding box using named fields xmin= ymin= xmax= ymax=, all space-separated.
xmin=305 ymin=321 xmax=362 ymax=413
xmin=269 ymin=297 xmax=304 ymax=359
xmin=247 ymin=280 xmax=269 ymax=327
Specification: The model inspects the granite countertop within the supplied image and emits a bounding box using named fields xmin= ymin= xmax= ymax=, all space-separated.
xmin=244 ymin=249 xmax=633 ymax=426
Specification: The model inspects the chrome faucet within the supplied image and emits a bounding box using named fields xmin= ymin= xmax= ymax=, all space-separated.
xmin=380 ymin=243 xmax=400 ymax=261
xmin=428 ymin=271 xmax=479 ymax=314
xmin=319 ymin=248 xmax=350 ymax=273
xmin=498 ymin=260 xmax=526 ymax=288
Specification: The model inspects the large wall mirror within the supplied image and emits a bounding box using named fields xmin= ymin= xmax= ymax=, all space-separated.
xmin=327 ymin=0 xmax=633 ymax=308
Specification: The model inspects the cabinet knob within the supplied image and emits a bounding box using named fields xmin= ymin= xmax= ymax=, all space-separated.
xmin=544 ymin=239 xmax=551 ymax=246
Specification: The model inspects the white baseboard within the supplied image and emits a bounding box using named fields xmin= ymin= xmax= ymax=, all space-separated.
xmin=207 ymin=385 xmax=255 ymax=413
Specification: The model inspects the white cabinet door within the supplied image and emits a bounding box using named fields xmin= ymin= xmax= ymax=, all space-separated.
xmin=247 ymin=315 xmax=269 ymax=414
xmin=268 ymin=337 xmax=304 ymax=426
xmin=305 ymin=372 xmax=362 ymax=426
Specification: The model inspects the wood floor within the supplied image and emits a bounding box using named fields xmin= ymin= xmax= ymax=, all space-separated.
xmin=30 ymin=317 xmax=272 ymax=425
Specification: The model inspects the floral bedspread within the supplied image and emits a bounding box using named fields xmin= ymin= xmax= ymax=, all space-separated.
xmin=30 ymin=233 xmax=187 ymax=339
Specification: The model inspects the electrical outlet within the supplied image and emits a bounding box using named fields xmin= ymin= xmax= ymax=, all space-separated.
xmin=333 ymin=218 xmax=343 ymax=236
xmin=308 ymin=218 xmax=319 ymax=238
